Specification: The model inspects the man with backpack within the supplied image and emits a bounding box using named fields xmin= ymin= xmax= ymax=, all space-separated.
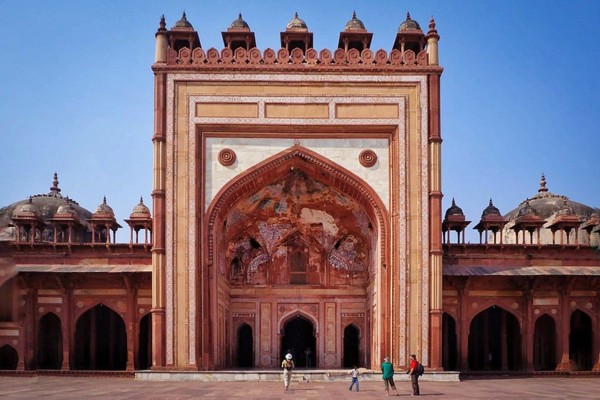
xmin=407 ymin=353 xmax=421 ymax=396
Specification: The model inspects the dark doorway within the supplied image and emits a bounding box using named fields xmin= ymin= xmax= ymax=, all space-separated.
xmin=468 ymin=306 xmax=522 ymax=371
xmin=236 ymin=323 xmax=253 ymax=368
xmin=570 ymin=310 xmax=593 ymax=371
xmin=0 ymin=344 xmax=18 ymax=370
xmin=281 ymin=315 xmax=315 ymax=368
xmin=343 ymin=324 xmax=360 ymax=367
xmin=138 ymin=313 xmax=152 ymax=370
xmin=38 ymin=312 xmax=63 ymax=369
xmin=74 ymin=304 xmax=127 ymax=370
xmin=442 ymin=313 xmax=458 ymax=371
xmin=534 ymin=314 xmax=556 ymax=371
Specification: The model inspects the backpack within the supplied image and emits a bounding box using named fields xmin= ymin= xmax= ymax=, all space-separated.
xmin=416 ymin=363 xmax=424 ymax=376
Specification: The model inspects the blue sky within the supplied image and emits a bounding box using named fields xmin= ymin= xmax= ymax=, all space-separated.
xmin=1 ymin=1 xmax=598 ymax=243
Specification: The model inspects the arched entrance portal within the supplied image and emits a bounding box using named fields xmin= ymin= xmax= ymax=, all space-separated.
xmin=442 ymin=313 xmax=458 ymax=371
xmin=534 ymin=314 xmax=556 ymax=371
xmin=468 ymin=306 xmax=522 ymax=371
xmin=37 ymin=312 xmax=63 ymax=369
xmin=236 ymin=323 xmax=253 ymax=368
xmin=343 ymin=324 xmax=360 ymax=368
xmin=206 ymin=147 xmax=389 ymax=369
xmin=74 ymin=304 xmax=127 ymax=370
xmin=281 ymin=315 xmax=316 ymax=368
xmin=570 ymin=310 xmax=592 ymax=371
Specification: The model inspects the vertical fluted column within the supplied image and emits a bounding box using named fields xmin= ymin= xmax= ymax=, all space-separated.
xmin=151 ymin=67 xmax=167 ymax=368
xmin=428 ymin=71 xmax=443 ymax=369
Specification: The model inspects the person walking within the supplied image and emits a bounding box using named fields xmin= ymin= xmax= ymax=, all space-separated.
xmin=408 ymin=354 xmax=420 ymax=396
xmin=348 ymin=365 xmax=360 ymax=392
xmin=281 ymin=353 xmax=295 ymax=392
xmin=381 ymin=357 xmax=399 ymax=396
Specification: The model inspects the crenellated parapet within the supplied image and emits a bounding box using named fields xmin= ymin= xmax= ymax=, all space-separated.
xmin=157 ymin=46 xmax=433 ymax=70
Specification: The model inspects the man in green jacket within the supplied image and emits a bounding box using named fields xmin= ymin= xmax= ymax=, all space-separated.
xmin=381 ymin=357 xmax=400 ymax=396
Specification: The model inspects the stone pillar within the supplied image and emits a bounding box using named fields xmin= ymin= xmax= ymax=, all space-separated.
xmin=458 ymin=285 xmax=469 ymax=370
xmin=556 ymin=287 xmax=571 ymax=371
xmin=524 ymin=291 xmax=534 ymax=371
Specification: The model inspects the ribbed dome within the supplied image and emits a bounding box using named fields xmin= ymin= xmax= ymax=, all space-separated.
xmin=94 ymin=196 xmax=115 ymax=216
xmin=172 ymin=12 xmax=193 ymax=30
xmin=229 ymin=13 xmax=250 ymax=31
xmin=287 ymin=12 xmax=308 ymax=31
xmin=130 ymin=197 xmax=151 ymax=217
xmin=516 ymin=199 xmax=538 ymax=218
xmin=14 ymin=197 xmax=40 ymax=217
xmin=55 ymin=203 xmax=78 ymax=216
xmin=399 ymin=12 xmax=421 ymax=31
xmin=345 ymin=11 xmax=366 ymax=31
xmin=481 ymin=199 xmax=501 ymax=218
xmin=445 ymin=198 xmax=464 ymax=218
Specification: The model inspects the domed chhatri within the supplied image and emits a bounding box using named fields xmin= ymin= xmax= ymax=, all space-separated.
xmin=172 ymin=11 xmax=193 ymax=30
xmin=14 ymin=197 xmax=41 ymax=218
xmin=481 ymin=198 xmax=501 ymax=218
xmin=286 ymin=12 xmax=308 ymax=31
xmin=131 ymin=197 xmax=151 ymax=217
xmin=94 ymin=196 xmax=115 ymax=217
xmin=399 ymin=12 xmax=421 ymax=31
xmin=344 ymin=11 xmax=366 ymax=31
xmin=445 ymin=198 xmax=464 ymax=218
xmin=229 ymin=13 xmax=250 ymax=31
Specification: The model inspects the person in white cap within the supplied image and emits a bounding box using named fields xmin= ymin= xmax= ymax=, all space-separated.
xmin=281 ymin=353 xmax=295 ymax=391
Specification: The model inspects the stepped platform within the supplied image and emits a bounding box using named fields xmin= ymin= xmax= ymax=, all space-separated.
xmin=135 ymin=368 xmax=461 ymax=382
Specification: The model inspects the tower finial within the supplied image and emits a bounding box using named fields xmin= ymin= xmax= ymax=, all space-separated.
xmin=352 ymin=10 xmax=357 ymax=19
xmin=49 ymin=172 xmax=62 ymax=196
xmin=538 ymin=173 xmax=548 ymax=193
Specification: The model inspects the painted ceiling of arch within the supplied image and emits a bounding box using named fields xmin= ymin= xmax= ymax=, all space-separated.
xmin=220 ymin=169 xmax=374 ymax=287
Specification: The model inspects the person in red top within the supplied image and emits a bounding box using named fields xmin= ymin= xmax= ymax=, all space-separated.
xmin=408 ymin=354 xmax=420 ymax=396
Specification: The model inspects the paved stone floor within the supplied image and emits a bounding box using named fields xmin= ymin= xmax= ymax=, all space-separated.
xmin=1 ymin=375 xmax=600 ymax=399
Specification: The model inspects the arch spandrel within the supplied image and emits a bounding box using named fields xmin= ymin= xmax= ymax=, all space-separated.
xmin=205 ymin=145 xmax=389 ymax=269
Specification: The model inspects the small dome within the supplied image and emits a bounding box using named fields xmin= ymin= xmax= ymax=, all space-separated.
xmin=131 ymin=197 xmax=151 ymax=217
xmin=287 ymin=12 xmax=308 ymax=31
xmin=14 ymin=197 xmax=40 ymax=217
xmin=172 ymin=12 xmax=193 ymax=30
xmin=94 ymin=196 xmax=115 ymax=216
xmin=481 ymin=199 xmax=501 ymax=218
xmin=229 ymin=13 xmax=250 ymax=31
xmin=445 ymin=198 xmax=464 ymax=218
xmin=399 ymin=12 xmax=421 ymax=31
xmin=516 ymin=199 xmax=537 ymax=218
xmin=345 ymin=11 xmax=366 ymax=31
xmin=55 ymin=203 xmax=77 ymax=216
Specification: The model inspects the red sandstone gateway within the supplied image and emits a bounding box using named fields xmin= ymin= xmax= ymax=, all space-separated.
xmin=0 ymin=10 xmax=598 ymax=377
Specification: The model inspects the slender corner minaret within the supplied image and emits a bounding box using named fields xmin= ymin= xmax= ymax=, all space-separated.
xmin=426 ymin=16 xmax=440 ymax=65
xmin=154 ymin=15 xmax=168 ymax=63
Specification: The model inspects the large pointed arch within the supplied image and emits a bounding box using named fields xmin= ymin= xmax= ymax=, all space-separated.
xmin=205 ymin=145 xmax=389 ymax=265
xmin=202 ymin=145 xmax=390 ymax=369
